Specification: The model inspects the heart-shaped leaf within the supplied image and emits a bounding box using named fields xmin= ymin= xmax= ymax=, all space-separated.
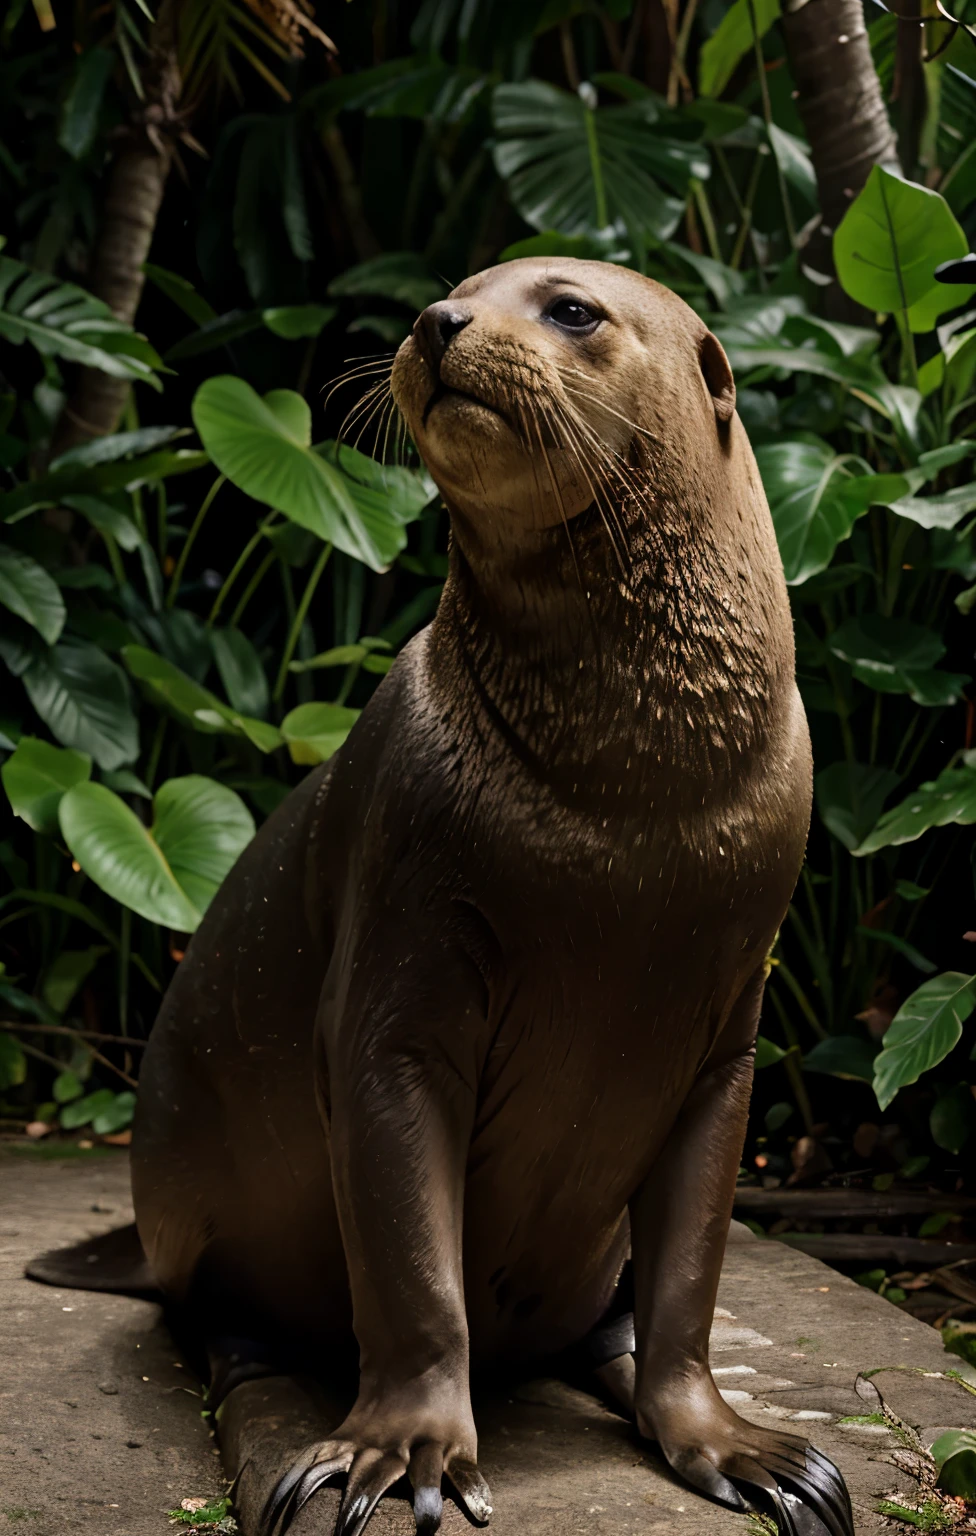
xmin=0 ymin=546 xmax=66 ymax=644
xmin=814 ymin=761 xmax=901 ymax=851
xmin=281 ymin=702 xmax=360 ymax=765
xmin=123 ymin=644 xmax=282 ymax=752
xmin=755 ymin=440 xmax=901 ymax=584
xmin=1 ymin=735 xmax=92 ymax=832
xmin=873 ymin=972 xmax=976 ymax=1111
xmin=856 ymin=765 xmax=976 ymax=854
xmin=834 ymin=167 xmax=976 ymax=327
xmin=262 ymin=304 xmax=336 ymax=339
xmin=829 ymin=615 xmax=969 ymax=706
xmin=61 ymin=1087 xmax=116 ymax=1130
xmin=22 ymin=639 xmax=139 ymax=771
xmin=59 ymin=775 xmax=255 ymax=931
xmin=192 ymin=376 xmax=407 ymax=571
xmin=92 ymin=1090 xmax=136 ymax=1136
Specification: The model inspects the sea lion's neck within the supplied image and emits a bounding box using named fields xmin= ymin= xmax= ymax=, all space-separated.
xmin=428 ymin=481 xmax=788 ymax=805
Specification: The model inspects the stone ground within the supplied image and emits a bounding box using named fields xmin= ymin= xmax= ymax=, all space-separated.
xmin=3 ymin=1149 xmax=976 ymax=1536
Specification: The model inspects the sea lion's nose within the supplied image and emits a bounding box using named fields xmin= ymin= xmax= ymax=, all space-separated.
xmin=414 ymin=302 xmax=472 ymax=371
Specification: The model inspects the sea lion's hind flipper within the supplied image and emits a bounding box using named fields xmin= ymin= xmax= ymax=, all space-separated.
xmin=26 ymin=1222 xmax=159 ymax=1298
xmin=671 ymin=1442 xmax=852 ymax=1536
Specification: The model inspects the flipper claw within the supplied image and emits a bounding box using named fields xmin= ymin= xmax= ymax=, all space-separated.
xmin=335 ymin=1451 xmax=405 ymax=1536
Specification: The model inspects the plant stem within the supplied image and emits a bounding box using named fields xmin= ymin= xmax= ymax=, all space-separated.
xmin=103 ymin=530 xmax=126 ymax=587
xmin=767 ymin=988 xmax=816 ymax=1134
xmin=869 ymin=692 xmax=883 ymax=765
xmin=144 ymin=716 xmax=166 ymax=789
xmin=583 ymin=106 xmax=608 ymax=229
xmin=230 ymin=549 xmax=276 ymax=628
xmin=894 ymin=309 xmax=920 ymax=391
xmin=119 ymin=906 xmax=131 ymax=1041
xmin=774 ymin=955 xmax=828 ymax=1040
xmin=273 ymin=544 xmax=332 ymax=702
xmin=731 ymin=149 xmax=764 ymax=271
xmin=206 ymin=512 xmax=278 ymax=627
xmin=746 ymin=0 xmax=796 ymax=251
xmin=166 ymin=473 xmax=225 ymax=609
xmin=692 ymin=179 xmax=722 ymax=262
xmin=156 ymin=483 xmax=167 ymax=565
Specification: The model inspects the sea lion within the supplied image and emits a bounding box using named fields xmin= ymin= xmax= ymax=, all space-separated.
xmin=30 ymin=258 xmax=852 ymax=1536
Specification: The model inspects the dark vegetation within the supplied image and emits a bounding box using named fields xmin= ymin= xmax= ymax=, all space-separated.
xmin=2 ymin=0 xmax=976 ymax=1358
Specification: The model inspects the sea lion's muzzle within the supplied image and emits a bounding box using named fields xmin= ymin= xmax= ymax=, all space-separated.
xmin=412 ymin=300 xmax=472 ymax=372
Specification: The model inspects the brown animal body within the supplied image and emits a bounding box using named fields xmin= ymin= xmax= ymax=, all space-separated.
xmin=30 ymin=260 xmax=850 ymax=1536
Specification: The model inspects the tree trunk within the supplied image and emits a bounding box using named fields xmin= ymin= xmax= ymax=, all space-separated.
xmin=780 ymin=0 xmax=899 ymax=298
xmin=50 ymin=2 xmax=180 ymax=458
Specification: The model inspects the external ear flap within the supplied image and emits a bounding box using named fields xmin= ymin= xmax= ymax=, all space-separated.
xmin=700 ymin=332 xmax=736 ymax=422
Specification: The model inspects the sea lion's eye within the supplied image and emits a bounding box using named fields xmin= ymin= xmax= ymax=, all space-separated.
xmin=546 ymin=297 xmax=599 ymax=332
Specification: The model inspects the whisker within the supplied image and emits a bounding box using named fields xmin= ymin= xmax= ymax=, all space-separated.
xmin=338 ymin=379 xmax=392 ymax=445
xmin=349 ymin=387 xmax=394 ymax=454
xmin=321 ymin=359 xmax=394 ymax=408
xmin=557 ymin=371 xmax=663 ymax=448
xmin=547 ymin=394 xmax=635 ymax=569
xmin=525 ymin=396 xmax=585 ymax=595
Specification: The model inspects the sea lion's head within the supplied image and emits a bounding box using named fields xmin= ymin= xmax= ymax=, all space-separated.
xmin=391 ymin=257 xmax=736 ymax=546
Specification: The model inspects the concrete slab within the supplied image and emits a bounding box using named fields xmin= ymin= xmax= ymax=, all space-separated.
xmin=3 ymin=1150 xmax=975 ymax=1536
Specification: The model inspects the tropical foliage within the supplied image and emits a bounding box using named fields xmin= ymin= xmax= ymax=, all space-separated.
xmin=1 ymin=0 xmax=975 ymax=1182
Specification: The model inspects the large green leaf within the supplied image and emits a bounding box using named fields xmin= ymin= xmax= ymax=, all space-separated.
xmin=1 ymin=735 xmax=91 ymax=833
xmin=699 ymin=0 xmax=781 ymax=98
xmin=829 ymin=615 xmax=969 ymax=706
xmin=0 ymin=448 xmax=208 ymax=523
xmin=932 ymin=1430 xmax=976 ymax=1501
xmin=22 ymin=640 xmax=139 ymax=771
xmin=754 ymin=439 xmax=903 ymax=584
xmin=49 ymin=427 xmax=185 ymax=472
xmin=122 ymin=644 xmax=282 ymax=752
xmin=0 ymin=1033 xmax=27 ymax=1090
xmin=58 ymin=47 xmax=114 ymax=160
xmin=0 ymin=256 xmax=162 ymax=386
xmin=814 ymin=761 xmax=900 ymax=852
xmin=281 ymin=702 xmax=360 ymax=765
xmin=856 ymin=765 xmax=976 ymax=854
xmin=61 ymin=494 xmax=143 ymax=552
xmin=192 ymin=377 xmax=405 ymax=572
xmin=872 ymin=971 xmax=976 ymax=1110
xmin=492 ymin=80 xmax=708 ymax=244
xmin=42 ymin=946 xmax=107 ymax=1014
xmin=887 ymin=482 xmax=976 ymax=531
xmin=328 ymin=253 xmax=445 ymax=310
xmin=833 ymin=167 xmax=976 ymax=328
xmin=930 ymin=1084 xmax=976 ymax=1155
xmin=212 ymin=628 xmax=269 ymax=719
xmin=59 ymin=776 xmax=254 ymax=931
xmin=802 ymin=1035 xmax=878 ymax=1083
xmin=0 ymin=545 xmax=65 ymax=643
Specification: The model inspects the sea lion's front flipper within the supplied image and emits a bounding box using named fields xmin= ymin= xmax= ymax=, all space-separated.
xmin=26 ymin=1221 xmax=159 ymax=1298
xmin=627 ymin=969 xmax=854 ymax=1536
xmin=258 ymin=922 xmax=493 ymax=1536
